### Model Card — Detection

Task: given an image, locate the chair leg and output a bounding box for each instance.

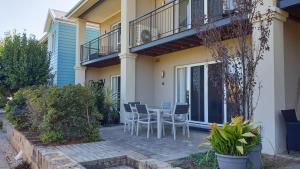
[162,123,165,136]
[124,121,127,133]
[147,123,150,139]
[131,121,134,136]
[187,123,190,138]
[150,124,153,135]
[136,122,140,136]
[173,123,176,140]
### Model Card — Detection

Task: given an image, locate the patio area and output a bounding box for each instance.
[100,125,209,162]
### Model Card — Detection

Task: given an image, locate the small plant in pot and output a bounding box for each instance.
[208,116,261,169]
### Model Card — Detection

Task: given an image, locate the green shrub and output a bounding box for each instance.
[40,85,102,143]
[189,151,218,169]
[23,86,49,131]
[6,85,102,144]
[0,96,8,108]
[5,90,31,129]
[0,120,3,130]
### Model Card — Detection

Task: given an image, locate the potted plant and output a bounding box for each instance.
[247,126,262,169]
[208,116,260,169]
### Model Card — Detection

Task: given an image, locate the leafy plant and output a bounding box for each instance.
[40,85,102,143]
[0,120,3,130]
[208,116,261,156]
[0,95,8,108]
[5,90,31,129]
[0,31,51,96]
[190,151,218,169]
[90,84,120,126]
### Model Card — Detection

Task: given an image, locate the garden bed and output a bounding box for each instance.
[171,152,300,169]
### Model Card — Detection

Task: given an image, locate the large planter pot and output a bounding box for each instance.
[216,153,248,169]
[248,144,262,169]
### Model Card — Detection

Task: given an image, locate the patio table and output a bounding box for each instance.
[148,107,170,139]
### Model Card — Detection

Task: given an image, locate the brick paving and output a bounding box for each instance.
[100,126,209,162]
[54,126,209,164]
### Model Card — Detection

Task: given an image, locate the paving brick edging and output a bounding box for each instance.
[6,123,180,169]
[6,123,85,169]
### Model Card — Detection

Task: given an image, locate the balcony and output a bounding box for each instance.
[81,27,121,67]
[278,0,300,20]
[129,0,235,56]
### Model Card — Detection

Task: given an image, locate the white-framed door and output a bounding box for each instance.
[111,75,121,111]
[175,62,227,127]
[110,22,121,53]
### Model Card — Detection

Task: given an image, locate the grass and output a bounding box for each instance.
[172,152,300,169]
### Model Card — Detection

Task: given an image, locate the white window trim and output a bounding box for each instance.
[175,61,227,126]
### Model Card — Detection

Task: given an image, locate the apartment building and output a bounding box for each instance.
[66,0,300,155]
[43,9,99,86]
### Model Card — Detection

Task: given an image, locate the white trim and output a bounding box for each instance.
[110,75,121,91]
[204,0,208,23]
[175,61,227,127]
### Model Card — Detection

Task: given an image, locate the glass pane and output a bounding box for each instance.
[208,63,224,124]
[177,67,188,103]
[191,66,205,122]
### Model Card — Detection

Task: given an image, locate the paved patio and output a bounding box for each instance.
[100,125,209,162]
[55,125,209,164]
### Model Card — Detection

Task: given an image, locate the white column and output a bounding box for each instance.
[120,0,137,123]
[253,7,288,154]
[75,19,86,85]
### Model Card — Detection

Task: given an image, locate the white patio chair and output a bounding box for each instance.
[161,101,172,113]
[128,101,141,112]
[162,104,190,140]
[136,104,157,139]
[123,104,137,135]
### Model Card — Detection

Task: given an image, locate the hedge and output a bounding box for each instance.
[5,85,102,144]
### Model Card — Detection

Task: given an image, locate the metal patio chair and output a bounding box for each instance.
[136,104,157,139]
[123,104,137,135]
[163,104,190,140]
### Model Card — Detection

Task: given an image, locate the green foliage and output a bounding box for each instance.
[90,83,120,126]
[5,85,102,144]
[189,151,218,169]
[0,32,51,96]
[0,95,8,108]
[208,116,261,156]
[39,85,101,143]
[0,120,3,130]
[5,90,31,129]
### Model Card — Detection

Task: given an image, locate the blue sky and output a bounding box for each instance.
[0,0,79,39]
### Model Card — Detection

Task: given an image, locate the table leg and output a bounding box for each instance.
[157,110,162,139]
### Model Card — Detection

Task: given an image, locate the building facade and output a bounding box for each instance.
[43,9,99,86]
[66,0,300,155]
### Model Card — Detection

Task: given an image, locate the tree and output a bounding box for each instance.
[0,32,51,95]
[196,0,273,119]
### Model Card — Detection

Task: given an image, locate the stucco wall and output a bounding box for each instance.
[100,13,121,35]
[284,19,300,116]
[152,45,213,106]
[135,56,155,106]
[85,64,120,89]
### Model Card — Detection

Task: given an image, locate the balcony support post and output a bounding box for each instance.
[75,19,86,85]
[120,0,137,123]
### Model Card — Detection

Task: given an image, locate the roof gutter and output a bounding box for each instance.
[66,0,86,18]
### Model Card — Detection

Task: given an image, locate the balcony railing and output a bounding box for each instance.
[81,27,121,64]
[129,0,229,48]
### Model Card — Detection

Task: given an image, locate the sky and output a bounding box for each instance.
[0,0,80,39]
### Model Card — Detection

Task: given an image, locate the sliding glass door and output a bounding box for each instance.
[176,62,226,126]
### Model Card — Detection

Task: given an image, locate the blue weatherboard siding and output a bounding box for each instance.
[48,21,99,87]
